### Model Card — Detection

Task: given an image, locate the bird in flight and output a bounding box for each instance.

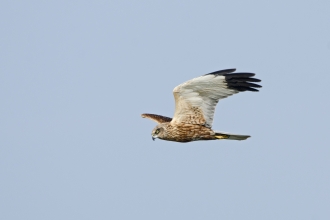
[141,69,261,143]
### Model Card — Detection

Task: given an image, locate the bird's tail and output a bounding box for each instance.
[214,132,250,141]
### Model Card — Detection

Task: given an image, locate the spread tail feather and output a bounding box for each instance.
[214,132,250,141]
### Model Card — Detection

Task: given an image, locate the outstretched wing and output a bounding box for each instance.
[171,69,261,128]
[141,113,172,124]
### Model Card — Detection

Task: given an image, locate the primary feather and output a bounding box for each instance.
[171,69,261,128]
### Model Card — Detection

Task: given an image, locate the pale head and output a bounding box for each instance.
[151,124,167,141]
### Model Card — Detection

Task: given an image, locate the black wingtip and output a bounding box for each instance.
[224,72,262,92]
[224,73,256,79]
[204,68,262,92]
[205,68,236,76]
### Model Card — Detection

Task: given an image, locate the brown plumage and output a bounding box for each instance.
[141,69,261,143]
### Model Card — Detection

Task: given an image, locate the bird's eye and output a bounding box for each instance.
[155,129,160,134]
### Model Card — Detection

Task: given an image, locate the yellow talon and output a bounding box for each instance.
[215,134,230,139]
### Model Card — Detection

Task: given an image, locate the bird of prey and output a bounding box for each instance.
[141,68,261,143]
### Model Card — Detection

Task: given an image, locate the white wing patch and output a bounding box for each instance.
[171,74,238,127]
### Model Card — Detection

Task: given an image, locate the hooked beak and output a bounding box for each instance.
[151,134,157,141]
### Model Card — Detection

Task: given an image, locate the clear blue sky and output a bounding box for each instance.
[1,1,330,219]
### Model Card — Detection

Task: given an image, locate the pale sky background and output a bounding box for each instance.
[1,1,330,219]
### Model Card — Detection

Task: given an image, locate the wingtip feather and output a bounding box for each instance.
[205,68,236,76]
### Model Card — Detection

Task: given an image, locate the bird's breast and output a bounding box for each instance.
[164,123,214,142]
